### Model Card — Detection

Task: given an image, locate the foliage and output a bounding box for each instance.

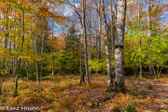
[88,58,106,71]
[44,26,83,75]
[88,58,115,72]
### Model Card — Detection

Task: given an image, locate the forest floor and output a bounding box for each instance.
[0,74,168,112]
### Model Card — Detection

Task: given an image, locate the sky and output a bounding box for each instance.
[54,0,80,36]
[54,0,168,36]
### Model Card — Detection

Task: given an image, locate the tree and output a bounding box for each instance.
[147,0,154,75]
[138,0,142,80]
[148,34,168,83]
[82,0,90,85]
[114,0,127,92]
[101,0,112,90]
[64,26,81,74]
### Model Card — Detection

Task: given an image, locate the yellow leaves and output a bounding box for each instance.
[0,69,8,74]
[25,0,29,2]
[24,5,29,9]
[101,11,105,14]
[18,55,24,60]
[17,51,42,63]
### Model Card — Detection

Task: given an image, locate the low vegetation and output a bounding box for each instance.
[0,74,168,112]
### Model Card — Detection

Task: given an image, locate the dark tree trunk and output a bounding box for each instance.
[79,72,85,84]
[13,76,18,97]
[82,0,90,85]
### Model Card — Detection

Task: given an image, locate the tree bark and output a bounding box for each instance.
[101,0,112,90]
[82,0,90,85]
[79,72,85,84]
[18,7,25,74]
[110,0,114,57]
[88,6,92,77]
[51,33,55,76]
[80,53,82,75]
[138,0,142,79]
[94,0,102,74]
[148,0,153,75]
[26,63,29,81]
[97,0,101,60]
[13,76,18,97]
[114,0,127,92]
[40,24,47,80]
[34,39,40,85]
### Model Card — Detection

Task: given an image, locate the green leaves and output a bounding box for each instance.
[88,58,109,71]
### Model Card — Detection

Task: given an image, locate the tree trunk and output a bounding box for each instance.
[18,8,25,74]
[82,0,90,85]
[13,16,17,77]
[25,62,29,81]
[96,0,102,74]
[110,0,114,57]
[97,6,101,60]
[88,36,92,77]
[34,39,40,85]
[40,34,46,80]
[79,72,85,84]
[13,76,18,97]
[72,46,74,74]
[80,53,82,75]
[148,0,153,75]
[114,0,127,92]
[138,0,142,79]
[51,33,55,76]
[101,0,112,90]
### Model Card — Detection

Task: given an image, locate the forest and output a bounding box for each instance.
[0,0,168,112]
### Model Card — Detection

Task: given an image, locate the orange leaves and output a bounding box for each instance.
[47,34,65,51]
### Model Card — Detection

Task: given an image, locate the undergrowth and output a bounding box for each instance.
[0,75,167,112]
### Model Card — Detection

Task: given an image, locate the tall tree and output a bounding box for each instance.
[101,0,112,90]
[95,0,102,74]
[114,0,127,92]
[51,21,55,77]
[82,0,90,84]
[147,0,153,75]
[138,0,142,79]
[110,0,114,57]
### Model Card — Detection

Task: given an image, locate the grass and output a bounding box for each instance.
[0,75,168,112]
